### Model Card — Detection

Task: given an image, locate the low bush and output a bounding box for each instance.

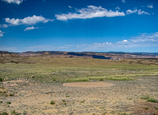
[11,110,20,115]
[0,112,8,115]
[50,100,55,105]
[7,101,11,104]
[141,95,150,100]
[0,77,3,82]
[147,98,158,103]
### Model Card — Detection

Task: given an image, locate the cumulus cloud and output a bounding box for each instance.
[24,27,39,31]
[2,0,24,5]
[5,18,21,25]
[0,30,4,37]
[21,15,53,25]
[5,15,53,25]
[126,9,150,15]
[55,5,125,21]
[138,9,150,15]
[147,4,153,8]
[0,24,8,28]
[117,40,129,45]
[126,9,137,14]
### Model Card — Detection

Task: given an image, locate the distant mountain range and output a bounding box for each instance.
[0,51,158,60]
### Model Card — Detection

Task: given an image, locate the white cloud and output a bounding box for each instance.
[5,15,53,25]
[69,32,158,51]
[24,27,39,31]
[121,0,125,3]
[5,18,21,25]
[126,9,150,15]
[21,15,53,25]
[131,32,158,43]
[23,32,158,52]
[147,4,153,8]
[126,9,137,14]
[115,32,158,48]
[68,6,72,8]
[94,42,112,46]
[2,0,23,5]
[55,5,125,21]
[0,24,8,28]
[115,6,120,10]
[138,9,150,15]
[123,40,128,42]
[0,30,4,37]
[74,42,113,51]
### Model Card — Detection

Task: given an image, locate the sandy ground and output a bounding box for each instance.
[0,76,158,115]
[63,82,115,88]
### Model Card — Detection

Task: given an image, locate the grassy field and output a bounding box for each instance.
[0,57,158,82]
[0,57,158,115]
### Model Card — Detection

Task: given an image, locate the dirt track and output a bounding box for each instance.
[0,76,158,115]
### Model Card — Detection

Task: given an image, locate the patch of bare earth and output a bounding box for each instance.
[0,76,158,115]
[63,82,115,88]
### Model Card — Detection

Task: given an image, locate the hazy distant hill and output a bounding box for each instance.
[0,51,158,60]
[0,51,19,57]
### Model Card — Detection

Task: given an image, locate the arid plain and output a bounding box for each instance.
[0,52,158,115]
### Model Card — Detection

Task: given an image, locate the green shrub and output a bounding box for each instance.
[0,112,8,115]
[99,78,104,81]
[144,107,149,110]
[118,113,133,115]
[7,101,11,104]
[81,100,85,103]
[147,98,158,103]
[9,93,14,96]
[50,100,55,105]
[11,110,20,115]
[0,77,3,82]
[62,100,65,102]
[141,95,150,100]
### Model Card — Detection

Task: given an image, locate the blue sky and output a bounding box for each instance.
[0,0,158,52]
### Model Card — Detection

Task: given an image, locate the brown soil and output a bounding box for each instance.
[0,76,158,115]
[63,82,115,88]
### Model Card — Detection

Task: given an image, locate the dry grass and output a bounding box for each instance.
[0,57,158,114]
[0,57,158,83]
